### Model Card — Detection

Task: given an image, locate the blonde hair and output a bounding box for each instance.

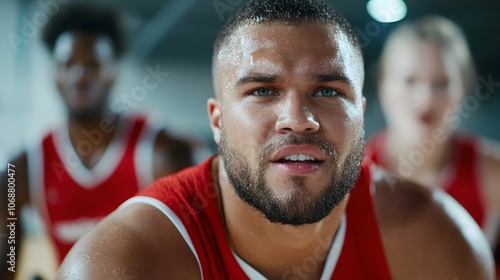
[379,15,476,93]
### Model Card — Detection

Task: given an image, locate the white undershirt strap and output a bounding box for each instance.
[134,116,161,189]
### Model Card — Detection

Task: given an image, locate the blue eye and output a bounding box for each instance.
[316,88,338,97]
[253,88,274,96]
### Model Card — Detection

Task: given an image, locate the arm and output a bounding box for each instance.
[152,130,194,179]
[374,169,494,280]
[479,138,500,212]
[55,203,200,279]
[479,138,500,264]
[1,153,30,280]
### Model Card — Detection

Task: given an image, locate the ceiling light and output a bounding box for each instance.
[367,0,407,23]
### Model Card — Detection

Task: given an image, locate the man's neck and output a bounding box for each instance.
[213,157,348,280]
[385,129,453,186]
[67,111,119,168]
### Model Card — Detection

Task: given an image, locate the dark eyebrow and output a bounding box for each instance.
[235,73,353,87]
[314,73,351,84]
[235,74,283,86]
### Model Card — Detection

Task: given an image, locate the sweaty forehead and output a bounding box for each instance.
[218,23,339,69]
[213,22,364,95]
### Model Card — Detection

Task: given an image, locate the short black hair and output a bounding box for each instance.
[42,4,125,57]
[213,0,360,59]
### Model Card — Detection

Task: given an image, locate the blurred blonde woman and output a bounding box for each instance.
[366,15,500,276]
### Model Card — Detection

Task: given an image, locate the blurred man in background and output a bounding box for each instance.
[1,4,193,280]
[365,15,500,276]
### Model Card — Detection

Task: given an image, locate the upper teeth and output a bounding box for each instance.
[283,154,317,161]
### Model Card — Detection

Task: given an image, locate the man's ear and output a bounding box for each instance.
[362,96,366,112]
[208,98,222,144]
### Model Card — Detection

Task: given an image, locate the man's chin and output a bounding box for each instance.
[68,106,104,121]
[264,176,332,198]
[256,190,342,226]
[262,208,333,227]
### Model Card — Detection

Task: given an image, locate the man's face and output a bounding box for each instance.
[54,32,116,120]
[209,22,366,226]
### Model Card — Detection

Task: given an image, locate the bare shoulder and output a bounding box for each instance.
[478,137,500,176]
[477,137,500,209]
[153,129,194,177]
[371,166,494,280]
[154,129,192,155]
[55,202,200,280]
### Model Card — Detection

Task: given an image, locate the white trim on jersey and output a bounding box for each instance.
[121,196,346,280]
[134,116,162,190]
[52,116,133,189]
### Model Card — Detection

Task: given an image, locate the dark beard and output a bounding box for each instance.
[219,129,365,226]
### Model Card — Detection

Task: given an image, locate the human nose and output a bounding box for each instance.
[275,93,320,134]
[67,64,91,85]
[413,82,435,108]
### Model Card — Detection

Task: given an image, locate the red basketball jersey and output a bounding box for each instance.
[27,115,159,263]
[124,156,392,279]
[365,130,485,227]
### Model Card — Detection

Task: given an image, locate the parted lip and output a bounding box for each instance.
[270,145,327,162]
